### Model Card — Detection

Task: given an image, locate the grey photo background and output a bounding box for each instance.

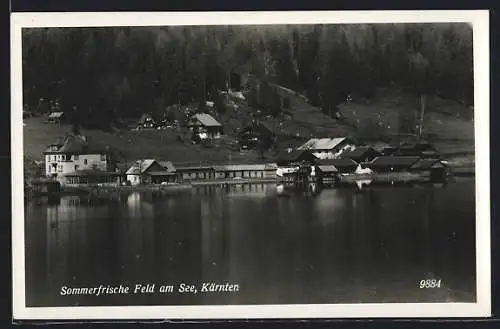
[22,23,476,306]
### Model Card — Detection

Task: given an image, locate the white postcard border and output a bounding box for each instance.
[11,10,491,320]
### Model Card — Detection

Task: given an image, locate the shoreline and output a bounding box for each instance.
[25,168,474,199]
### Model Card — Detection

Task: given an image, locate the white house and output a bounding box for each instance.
[43,134,117,186]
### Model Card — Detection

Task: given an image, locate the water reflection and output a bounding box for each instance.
[25,181,476,306]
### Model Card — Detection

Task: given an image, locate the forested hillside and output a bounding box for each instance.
[22,23,473,131]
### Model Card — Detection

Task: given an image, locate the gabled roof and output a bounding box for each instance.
[125,159,158,175]
[48,112,64,118]
[370,156,420,167]
[317,158,358,167]
[44,135,105,154]
[192,113,222,127]
[297,137,348,151]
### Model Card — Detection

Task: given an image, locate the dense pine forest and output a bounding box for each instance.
[22,23,473,131]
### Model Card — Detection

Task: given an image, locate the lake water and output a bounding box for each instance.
[24,180,476,307]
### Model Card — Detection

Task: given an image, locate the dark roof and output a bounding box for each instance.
[44,135,106,154]
[411,159,446,169]
[317,158,358,167]
[340,146,377,160]
[115,163,130,173]
[239,123,274,136]
[48,136,66,147]
[370,156,420,167]
[276,150,316,163]
[147,171,177,176]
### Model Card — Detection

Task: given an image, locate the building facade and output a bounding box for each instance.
[43,135,115,186]
[213,164,278,180]
[125,159,177,185]
[176,166,217,181]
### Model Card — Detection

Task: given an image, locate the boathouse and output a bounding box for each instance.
[315,165,339,184]
[125,159,177,185]
[176,165,216,181]
[213,163,278,180]
[369,156,420,173]
[297,137,355,159]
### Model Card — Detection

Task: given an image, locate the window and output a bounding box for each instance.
[84,159,88,165]
[74,165,79,171]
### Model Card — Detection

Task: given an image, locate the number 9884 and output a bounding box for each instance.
[419,279,441,288]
